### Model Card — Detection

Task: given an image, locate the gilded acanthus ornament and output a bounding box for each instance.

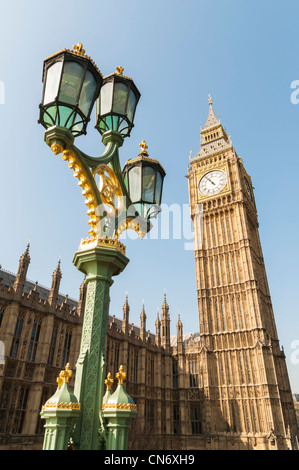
[116,365,126,385]
[105,372,114,391]
[73,42,86,55]
[56,363,72,389]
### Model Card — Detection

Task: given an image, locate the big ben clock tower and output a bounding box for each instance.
[187,96,298,450]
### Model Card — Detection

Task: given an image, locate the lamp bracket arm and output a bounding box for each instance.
[78,140,119,168]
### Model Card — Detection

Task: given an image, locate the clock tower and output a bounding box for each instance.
[187,96,298,450]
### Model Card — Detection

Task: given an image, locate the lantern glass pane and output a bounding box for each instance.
[58,105,75,127]
[43,105,57,126]
[142,166,156,203]
[59,61,85,105]
[128,166,141,203]
[79,70,97,117]
[72,113,84,134]
[127,89,137,122]
[100,82,113,115]
[155,172,162,205]
[43,61,63,104]
[113,82,129,115]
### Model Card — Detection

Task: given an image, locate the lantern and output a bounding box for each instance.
[95,67,140,138]
[122,141,165,219]
[39,43,103,137]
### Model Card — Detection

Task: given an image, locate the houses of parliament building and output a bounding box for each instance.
[0,98,298,451]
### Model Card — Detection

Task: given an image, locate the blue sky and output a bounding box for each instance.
[0,0,299,391]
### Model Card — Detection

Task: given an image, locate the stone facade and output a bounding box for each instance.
[0,98,298,450]
[186,96,299,450]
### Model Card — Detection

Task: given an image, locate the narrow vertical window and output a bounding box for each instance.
[0,306,4,328]
[173,405,180,434]
[13,385,30,434]
[172,359,178,388]
[232,298,238,329]
[227,213,233,243]
[61,328,72,368]
[27,319,41,362]
[189,359,199,387]
[48,325,58,366]
[191,405,202,434]
[10,313,24,359]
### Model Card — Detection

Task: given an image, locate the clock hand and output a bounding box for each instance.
[206,177,216,185]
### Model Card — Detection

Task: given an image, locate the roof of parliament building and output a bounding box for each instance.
[0,245,200,347]
[0,266,78,311]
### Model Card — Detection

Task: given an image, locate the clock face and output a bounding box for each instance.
[199,170,227,196]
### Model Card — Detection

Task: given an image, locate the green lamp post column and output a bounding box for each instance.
[38,43,166,451]
[72,240,129,450]
[40,364,80,450]
[102,365,137,450]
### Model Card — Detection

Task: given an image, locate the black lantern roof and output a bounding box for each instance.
[39,43,103,137]
[95,66,141,138]
[122,141,166,220]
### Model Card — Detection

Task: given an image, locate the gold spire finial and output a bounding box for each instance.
[116,66,124,76]
[56,363,72,389]
[116,365,126,386]
[73,43,85,55]
[105,372,114,391]
[208,94,213,106]
[139,140,148,155]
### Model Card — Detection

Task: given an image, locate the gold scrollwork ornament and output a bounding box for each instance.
[94,165,123,217]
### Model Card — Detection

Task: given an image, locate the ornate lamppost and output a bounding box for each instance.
[38,43,165,450]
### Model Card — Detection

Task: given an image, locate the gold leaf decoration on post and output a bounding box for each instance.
[59,148,100,239]
[116,66,124,76]
[95,164,124,217]
[116,365,126,386]
[51,144,63,155]
[73,42,86,55]
[105,372,114,391]
[139,140,148,156]
[57,363,72,389]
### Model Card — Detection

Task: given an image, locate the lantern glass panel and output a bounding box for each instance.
[128,166,142,203]
[127,89,137,122]
[58,105,75,127]
[43,61,63,105]
[155,171,163,205]
[100,82,113,115]
[113,82,129,115]
[79,70,98,117]
[142,166,156,203]
[59,61,85,105]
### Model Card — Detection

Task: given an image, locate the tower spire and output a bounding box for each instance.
[140,301,146,341]
[161,291,170,350]
[191,95,230,160]
[48,258,62,309]
[122,291,130,334]
[14,243,31,298]
[203,94,220,130]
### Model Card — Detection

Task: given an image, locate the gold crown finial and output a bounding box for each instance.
[116,66,124,76]
[105,372,114,391]
[57,363,72,389]
[73,43,85,55]
[116,365,126,386]
[139,140,148,155]
[208,94,213,106]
